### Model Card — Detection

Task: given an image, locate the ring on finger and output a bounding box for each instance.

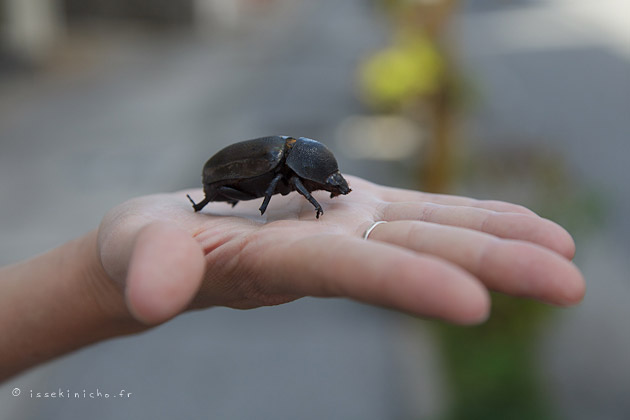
[363,221,388,240]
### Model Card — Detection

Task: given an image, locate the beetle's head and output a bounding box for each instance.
[326,171,351,197]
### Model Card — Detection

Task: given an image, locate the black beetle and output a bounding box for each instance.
[187,136,351,218]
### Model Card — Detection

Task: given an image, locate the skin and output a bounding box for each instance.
[0,175,585,381]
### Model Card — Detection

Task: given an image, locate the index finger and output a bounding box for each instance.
[382,188,537,216]
[346,176,538,216]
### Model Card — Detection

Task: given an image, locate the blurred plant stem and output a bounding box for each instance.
[420,83,454,193]
[359,0,459,193]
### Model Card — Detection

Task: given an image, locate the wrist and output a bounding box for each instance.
[0,230,146,381]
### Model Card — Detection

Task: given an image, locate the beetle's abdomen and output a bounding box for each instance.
[202,136,287,183]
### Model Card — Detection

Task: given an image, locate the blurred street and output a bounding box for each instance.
[1,0,629,419]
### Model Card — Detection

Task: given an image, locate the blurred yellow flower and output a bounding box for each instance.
[359,33,444,109]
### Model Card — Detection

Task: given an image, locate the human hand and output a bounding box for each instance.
[96,175,584,326]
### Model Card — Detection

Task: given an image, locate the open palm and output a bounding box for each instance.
[97,175,584,326]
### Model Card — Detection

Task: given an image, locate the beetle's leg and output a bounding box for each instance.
[259,173,284,215]
[187,194,211,212]
[290,177,323,218]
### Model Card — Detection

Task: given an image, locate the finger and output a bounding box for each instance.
[126,222,206,324]
[381,202,576,259]
[375,184,537,216]
[368,221,585,306]
[253,234,491,325]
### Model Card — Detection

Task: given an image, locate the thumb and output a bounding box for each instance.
[125,222,206,325]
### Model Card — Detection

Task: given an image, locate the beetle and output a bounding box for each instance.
[187,136,351,218]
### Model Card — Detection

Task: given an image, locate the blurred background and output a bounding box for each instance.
[0,0,628,418]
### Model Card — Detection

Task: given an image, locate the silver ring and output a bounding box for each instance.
[363,221,387,240]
